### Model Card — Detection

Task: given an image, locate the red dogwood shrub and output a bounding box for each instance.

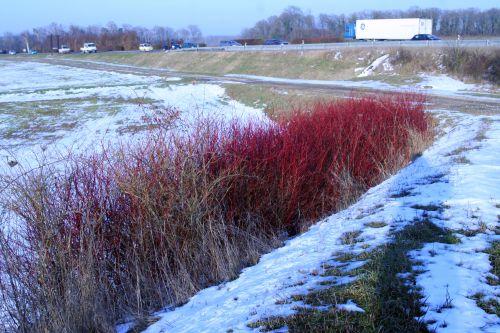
[0,93,430,331]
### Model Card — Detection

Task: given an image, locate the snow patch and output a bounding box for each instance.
[336,300,366,313]
[383,60,394,72]
[418,74,479,93]
[0,60,157,93]
[358,54,390,77]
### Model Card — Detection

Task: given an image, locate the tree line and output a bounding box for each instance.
[242,6,500,41]
[1,6,499,51]
[0,22,203,52]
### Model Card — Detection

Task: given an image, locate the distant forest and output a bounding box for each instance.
[1,6,498,51]
[243,6,500,41]
[0,23,203,52]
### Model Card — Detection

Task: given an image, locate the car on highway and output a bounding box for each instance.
[171,42,183,50]
[80,42,97,53]
[220,40,242,47]
[8,50,16,55]
[183,42,198,49]
[29,50,39,55]
[0,50,7,54]
[139,43,154,52]
[411,34,440,41]
[264,39,289,45]
[58,45,71,54]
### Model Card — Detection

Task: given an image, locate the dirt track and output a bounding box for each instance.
[32,57,500,116]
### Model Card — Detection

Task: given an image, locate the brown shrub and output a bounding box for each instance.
[442,47,500,84]
[393,48,414,65]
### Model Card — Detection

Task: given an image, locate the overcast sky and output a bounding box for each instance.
[0,0,498,35]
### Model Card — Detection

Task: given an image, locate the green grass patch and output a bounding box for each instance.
[471,292,499,316]
[485,241,499,287]
[340,230,363,245]
[410,204,444,212]
[351,74,423,86]
[364,221,388,228]
[224,83,339,119]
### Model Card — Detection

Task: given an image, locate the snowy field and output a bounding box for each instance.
[0,60,266,170]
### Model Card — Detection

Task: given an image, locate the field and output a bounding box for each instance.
[0,60,266,169]
[0,52,499,333]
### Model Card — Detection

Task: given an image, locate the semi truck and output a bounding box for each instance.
[344,18,433,40]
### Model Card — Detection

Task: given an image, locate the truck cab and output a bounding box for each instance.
[344,23,356,39]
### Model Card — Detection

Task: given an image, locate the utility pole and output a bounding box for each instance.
[50,34,53,53]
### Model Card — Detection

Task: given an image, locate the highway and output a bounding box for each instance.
[2,39,498,58]
[165,39,499,53]
[88,39,499,55]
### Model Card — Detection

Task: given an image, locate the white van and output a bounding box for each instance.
[139,43,154,52]
[80,43,97,53]
[58,45,71,54]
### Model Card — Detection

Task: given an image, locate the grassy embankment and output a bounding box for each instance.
[64,46,499,84]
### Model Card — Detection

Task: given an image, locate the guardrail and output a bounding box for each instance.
[7,39,496,57]
[167,39,499,53]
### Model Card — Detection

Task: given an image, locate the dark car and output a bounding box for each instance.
[171,43,182,50]
[0,50,7,54]
[411,34,440,41]
[183,42,198,49]
[264,39,289,45]
[220,40,242,47]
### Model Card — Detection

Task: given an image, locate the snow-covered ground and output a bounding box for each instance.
[135,111,499,333]
[417,74,481,93]
[1,60,498,333]
[0,60,266,170]
[410,117,500,332]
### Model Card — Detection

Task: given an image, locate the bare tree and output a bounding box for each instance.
[187,25,203,42]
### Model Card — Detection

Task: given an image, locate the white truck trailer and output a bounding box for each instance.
[355,18,432,40]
